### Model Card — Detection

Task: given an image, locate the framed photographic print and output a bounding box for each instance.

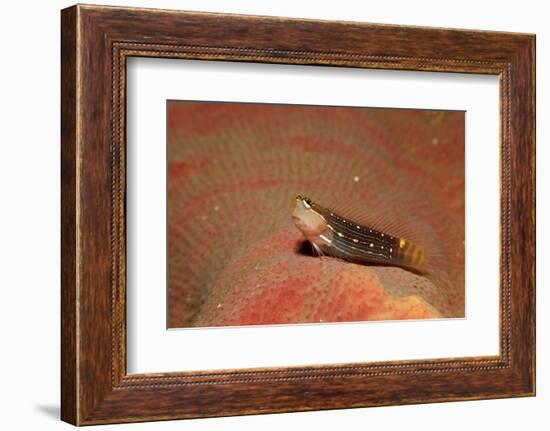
[61,4,535,425]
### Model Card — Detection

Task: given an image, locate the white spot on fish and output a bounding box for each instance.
[214,205,220,212]
[320,234,332,244]
[370,243,374,247]
[353,176,360,182]
[431,137,439,145]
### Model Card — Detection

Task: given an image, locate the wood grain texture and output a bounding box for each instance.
[60,6,78,425]
[60,4,536,425]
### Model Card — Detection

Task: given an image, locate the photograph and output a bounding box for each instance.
[167,101,465,328]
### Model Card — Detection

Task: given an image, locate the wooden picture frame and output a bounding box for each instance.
[61,4,535,425]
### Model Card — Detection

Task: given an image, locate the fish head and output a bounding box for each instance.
[292,195,329,239]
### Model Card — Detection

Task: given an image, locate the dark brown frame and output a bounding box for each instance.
[61,4,536,426]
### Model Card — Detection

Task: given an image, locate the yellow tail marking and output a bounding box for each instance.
[398,238,425,271]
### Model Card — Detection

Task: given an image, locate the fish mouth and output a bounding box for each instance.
[292,212,315,238]
[292,215,306,231]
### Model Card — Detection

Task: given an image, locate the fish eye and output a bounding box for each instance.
[295,195,312,206]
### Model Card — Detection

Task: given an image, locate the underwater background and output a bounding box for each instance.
[167,101,465,328]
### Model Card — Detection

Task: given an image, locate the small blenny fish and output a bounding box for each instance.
[292,195,426,274]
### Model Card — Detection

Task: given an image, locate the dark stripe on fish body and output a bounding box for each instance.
[324,209,400,264]
[331,237,392,264]
[310,201,424,272]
